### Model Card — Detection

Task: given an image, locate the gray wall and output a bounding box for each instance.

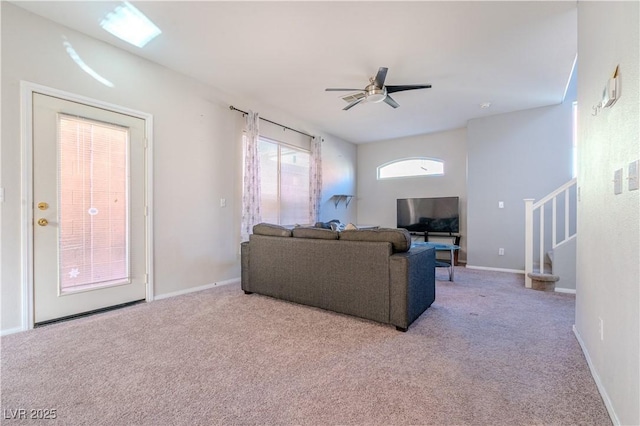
[321,135,358,224]
[0,3,356,333]
[575,2,639,424]
[356,128,468,261]
[466,77,576,271]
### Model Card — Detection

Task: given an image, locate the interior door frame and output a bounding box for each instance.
[20,81,154,331]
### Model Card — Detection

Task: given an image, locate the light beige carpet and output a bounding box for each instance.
[1,267,610,425]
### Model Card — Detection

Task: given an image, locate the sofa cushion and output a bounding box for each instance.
[292,227,339,240]
[253,223,292,237]
[339,228,412,253]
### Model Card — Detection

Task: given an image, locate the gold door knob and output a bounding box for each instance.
[37,218,48,226]
[38,202,49,210]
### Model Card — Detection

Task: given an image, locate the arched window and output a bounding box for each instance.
[377,157,444,180]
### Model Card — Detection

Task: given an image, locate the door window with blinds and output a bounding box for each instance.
[58,114,130,293]
[256,136,310,225]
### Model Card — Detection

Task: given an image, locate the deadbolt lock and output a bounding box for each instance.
[37,218,48,227]
[38,202,49,210]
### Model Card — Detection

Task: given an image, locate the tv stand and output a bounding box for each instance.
[424,232,460,245]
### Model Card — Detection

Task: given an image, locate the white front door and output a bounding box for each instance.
[32,92,147,324]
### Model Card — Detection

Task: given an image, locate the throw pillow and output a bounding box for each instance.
[330,222,346,232]
[314,219,341,229]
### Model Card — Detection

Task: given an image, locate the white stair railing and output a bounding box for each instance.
[524,178,577,288]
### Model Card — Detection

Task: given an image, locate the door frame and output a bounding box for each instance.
[20,81,154,331]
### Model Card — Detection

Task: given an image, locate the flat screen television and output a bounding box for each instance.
[397,196,459,233]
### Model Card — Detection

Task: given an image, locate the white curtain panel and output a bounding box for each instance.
[241,111,262,242]
[308,136,323,224]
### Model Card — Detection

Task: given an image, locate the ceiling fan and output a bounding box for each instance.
[325,67,432,111]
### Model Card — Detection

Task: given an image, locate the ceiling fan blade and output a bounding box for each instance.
[386,84,432,94]
[325,88,363,92]
[373,67,388,88]
[343,98,365,111]
[384,95,400,109]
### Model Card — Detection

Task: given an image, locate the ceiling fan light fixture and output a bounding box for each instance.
[326,67,431,110]
[365,86,387,103]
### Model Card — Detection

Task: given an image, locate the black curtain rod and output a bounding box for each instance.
[229,105,314,139]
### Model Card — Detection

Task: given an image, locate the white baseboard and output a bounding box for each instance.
[465,265,525,274]
[555,287,576,294]
[154,277,240,301]
[572,325,620,425]
[1,326,26,337]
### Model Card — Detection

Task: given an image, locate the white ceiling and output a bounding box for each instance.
[13,1,577,144]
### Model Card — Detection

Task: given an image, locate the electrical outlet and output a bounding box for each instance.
[498,201,504,209]
[498,248,504,256]
[220,198,226,208]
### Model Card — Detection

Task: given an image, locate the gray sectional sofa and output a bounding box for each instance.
[241,223,436,331]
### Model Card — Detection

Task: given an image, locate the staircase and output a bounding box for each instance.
[524,178,577,290]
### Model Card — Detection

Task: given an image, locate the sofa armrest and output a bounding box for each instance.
[389,246,436,330]
[241,241,250,292]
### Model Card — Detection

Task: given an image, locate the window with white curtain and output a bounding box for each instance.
[257,136,310,225]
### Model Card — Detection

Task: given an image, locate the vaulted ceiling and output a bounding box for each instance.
[13,1,577,143]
